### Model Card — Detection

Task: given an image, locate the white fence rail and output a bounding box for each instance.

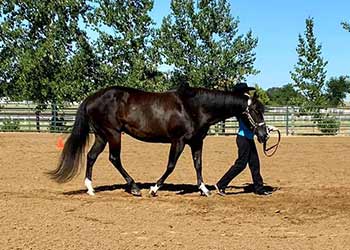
[1,103,350,136]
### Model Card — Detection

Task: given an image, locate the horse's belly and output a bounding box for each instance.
[123,123,172,143]
[124,129,172,143]
[121,106,190,142]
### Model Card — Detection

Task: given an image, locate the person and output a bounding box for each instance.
[214,82,271,196]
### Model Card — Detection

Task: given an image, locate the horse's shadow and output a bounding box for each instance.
[63,182,279,196]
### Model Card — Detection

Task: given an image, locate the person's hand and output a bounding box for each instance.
[267,125,278,133]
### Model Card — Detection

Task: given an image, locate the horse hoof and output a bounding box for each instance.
[149,185,159,197]
[87,190,95,196]
[149,190,158,197]
[200,190,211,197]
[84,178,95,196]
[129,187,142,197]
[199,183,211,197]
[131,190,142,197]
[126,183,142,197]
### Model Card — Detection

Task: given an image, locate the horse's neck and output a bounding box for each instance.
[195,90,246,124]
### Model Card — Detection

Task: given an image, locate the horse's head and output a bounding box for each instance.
[240,92,269,144]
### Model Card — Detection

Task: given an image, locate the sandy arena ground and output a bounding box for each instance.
[0,133,350,250]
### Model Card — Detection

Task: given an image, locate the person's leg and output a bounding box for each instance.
[216,135,250,191]
[248,140,263,189]
[248,140,271,195]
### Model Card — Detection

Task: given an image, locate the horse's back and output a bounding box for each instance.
[120,89,189,140]
[84,86,192,142]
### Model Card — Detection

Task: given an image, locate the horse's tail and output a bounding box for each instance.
[48,100,90,183]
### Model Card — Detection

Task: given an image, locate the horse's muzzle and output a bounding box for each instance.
[257,135,267,144]
[257,129,269,144]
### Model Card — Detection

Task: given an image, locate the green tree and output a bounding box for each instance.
[290,18,328,110]
[267,83,303,106]
[58,35,101,102]
[0,0,94,104]
[342,21,350,32]
[158,0,258,89]
[254,84,270,105]
[325,76,350,107]
[91,0,165,91]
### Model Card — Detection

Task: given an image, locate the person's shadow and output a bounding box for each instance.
[222,183,278,195]
[63,182,279,196]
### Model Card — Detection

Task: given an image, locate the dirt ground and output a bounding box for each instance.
[1,133,350,250]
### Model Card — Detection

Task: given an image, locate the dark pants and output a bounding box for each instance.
[217,135,264,191]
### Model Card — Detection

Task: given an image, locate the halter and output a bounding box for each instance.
[242,108,266,133]
[242,94,281,157]
[242,94,266,133]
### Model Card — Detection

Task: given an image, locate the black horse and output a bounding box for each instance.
[49,84,268,196]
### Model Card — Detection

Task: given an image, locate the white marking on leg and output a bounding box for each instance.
[84,178,95,196]
[149,184,159,196]
[199,183,210,197]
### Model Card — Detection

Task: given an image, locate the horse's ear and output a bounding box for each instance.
[252,91,265,112]
[177,81,196,97]
[252,91,259,101]
[178,80,190,89]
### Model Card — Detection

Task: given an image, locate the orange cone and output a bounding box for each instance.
[56,136,64,150]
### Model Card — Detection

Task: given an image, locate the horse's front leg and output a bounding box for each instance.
[150,139,185,196]
[190,140,211,197]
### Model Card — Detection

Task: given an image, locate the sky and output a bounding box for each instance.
[151,0,350,90]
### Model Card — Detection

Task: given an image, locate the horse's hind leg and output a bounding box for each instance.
[150,139,185,196]
[107,131,141,196]
[85,134,107,195]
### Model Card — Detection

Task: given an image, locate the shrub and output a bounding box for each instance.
[317,115,340,135]
[1,118,20,131]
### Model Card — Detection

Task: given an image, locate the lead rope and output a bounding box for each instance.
[263,126,281,157]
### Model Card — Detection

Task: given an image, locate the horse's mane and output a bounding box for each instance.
[177,86,248,114]
[174,83,264,115]
[251,93,265,113]
[175,81,196,97]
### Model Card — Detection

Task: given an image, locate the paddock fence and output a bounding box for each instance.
[1,102,350,136]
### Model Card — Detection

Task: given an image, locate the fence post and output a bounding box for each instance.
[35,109,40,132]
[291,106,295,135]
[219,121,225,135]
[286,106,289,136]
[51,103,58,132]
